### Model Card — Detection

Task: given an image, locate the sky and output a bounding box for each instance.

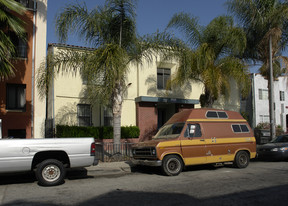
[47,0,228,46]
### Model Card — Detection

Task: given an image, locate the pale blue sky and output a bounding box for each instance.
[47,0,228,46]
[46,0,261,72]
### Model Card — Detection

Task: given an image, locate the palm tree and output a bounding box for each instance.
[227,0,288,137]
[167,14,250,107]
[227,0,288,77]
[37,0,173,144]
[0,0,26,80]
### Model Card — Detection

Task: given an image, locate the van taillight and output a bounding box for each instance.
[91,143,96,156]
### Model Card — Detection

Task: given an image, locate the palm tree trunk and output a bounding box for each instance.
[112,82,123,147]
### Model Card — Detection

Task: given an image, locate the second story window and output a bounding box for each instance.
[6,84,26,111]
[259,89,268,100]
[280,91,285,101]
[9,32,28,58]
[157,68,171,90]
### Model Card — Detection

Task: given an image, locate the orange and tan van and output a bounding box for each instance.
[132,108,256,176]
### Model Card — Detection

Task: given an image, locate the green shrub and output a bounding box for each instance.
[56,125,139,139]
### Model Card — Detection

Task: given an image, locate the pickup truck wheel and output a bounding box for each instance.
[36,159,66,186]
[234,151,250,168]
[161,155,183,176]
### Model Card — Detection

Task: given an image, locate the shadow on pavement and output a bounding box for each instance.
[2,184,288,206]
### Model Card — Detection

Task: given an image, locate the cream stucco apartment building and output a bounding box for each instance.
[47,44,205,140]
[0,0,47,139]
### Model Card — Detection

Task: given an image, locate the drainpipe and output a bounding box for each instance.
[252,73,256,128]
[31,0,37,138]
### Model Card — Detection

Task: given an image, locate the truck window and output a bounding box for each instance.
[232,124,250,133]
[206,111,228,118]
[154,123,185,139]
[184,124,202,138]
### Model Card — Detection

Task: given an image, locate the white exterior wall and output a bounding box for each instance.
[33,0,48,138]
[252,74,288,132]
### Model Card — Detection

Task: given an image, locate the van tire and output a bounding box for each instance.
[162,155,183,176]
[234,151,249,168]
[36,159,66,186]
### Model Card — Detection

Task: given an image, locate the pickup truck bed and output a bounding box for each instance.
[0,138,97,186]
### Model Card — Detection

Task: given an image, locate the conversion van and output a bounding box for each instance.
[132,108,256,176]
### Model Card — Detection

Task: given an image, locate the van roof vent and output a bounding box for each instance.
[206,111,228,119]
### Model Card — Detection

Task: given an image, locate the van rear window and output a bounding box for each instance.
[232,124,249,133]
[206,111,228,119]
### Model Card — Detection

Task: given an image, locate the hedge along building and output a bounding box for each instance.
[0,0,47,139]
[46,44,204,141]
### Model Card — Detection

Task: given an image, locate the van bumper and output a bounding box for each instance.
[131,159,162,166]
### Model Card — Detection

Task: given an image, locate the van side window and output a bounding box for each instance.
[232,124,249,133]
[184,124,202,138]
[206,111,228,118]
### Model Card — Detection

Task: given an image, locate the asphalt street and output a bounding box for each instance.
[0,160,288,206]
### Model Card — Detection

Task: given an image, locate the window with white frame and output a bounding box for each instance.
[77,104,91,126]
[259,89,268,100]
[6,84,26,111]
[280,91,285,101]
[157,68,171,90]
[259,115,269,123]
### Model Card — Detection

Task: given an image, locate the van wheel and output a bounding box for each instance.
[234,151,249,168]
[36,159,66,186]
[162,155,183,176]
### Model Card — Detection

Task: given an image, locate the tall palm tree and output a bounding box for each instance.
[227,0,288,137]
[227,0,288,77]
[167,14,250,107]
[37,0,172,144]
[0,0,26,80]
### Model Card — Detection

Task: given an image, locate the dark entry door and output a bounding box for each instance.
[157,108,166,129]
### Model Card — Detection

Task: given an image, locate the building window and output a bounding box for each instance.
[260,115,269,123]
[9,32,28,58]
[15,0,34,9]
[280,91,285,101]
[104,107,113,126]
[77,104,91,126]
[157,68,171,90]
[6,84,26,111]
[8,129,26,139]
[259,89,268,100]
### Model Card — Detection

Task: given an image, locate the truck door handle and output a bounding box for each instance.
[200,139,205,141]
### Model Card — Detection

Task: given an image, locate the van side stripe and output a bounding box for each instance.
[205,137,256,144]
[187,119,247,122]
[175,137,255,147]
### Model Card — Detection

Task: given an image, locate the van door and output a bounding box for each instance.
[180,123,207,165]
[204,123,231,163]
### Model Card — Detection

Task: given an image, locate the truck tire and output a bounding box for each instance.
[36,159,66,186]
[234,151,250,168]
[161,155,183,176]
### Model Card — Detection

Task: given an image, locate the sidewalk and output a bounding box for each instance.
[84,161,134,177]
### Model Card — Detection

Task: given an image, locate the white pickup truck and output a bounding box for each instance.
[0,138,98,186]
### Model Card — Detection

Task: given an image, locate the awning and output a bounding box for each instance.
[135,96,199,105]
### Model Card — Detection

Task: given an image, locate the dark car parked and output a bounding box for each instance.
[257,134,288,161]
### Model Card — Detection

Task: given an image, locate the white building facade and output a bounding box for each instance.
[242,73,288,132]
